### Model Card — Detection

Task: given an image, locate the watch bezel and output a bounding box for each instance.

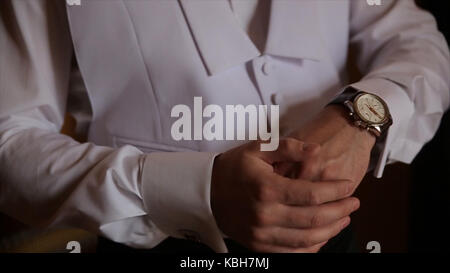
[353,92,390,126]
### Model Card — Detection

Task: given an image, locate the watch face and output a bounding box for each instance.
[354,93,388,124]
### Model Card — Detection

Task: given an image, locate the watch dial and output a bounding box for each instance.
[354,94,386,124]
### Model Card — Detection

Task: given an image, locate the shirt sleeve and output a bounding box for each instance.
[0,0,226,252]
[141,152,227,252]
[348,0,450,178]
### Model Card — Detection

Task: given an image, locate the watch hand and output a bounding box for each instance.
[365,104,383,119]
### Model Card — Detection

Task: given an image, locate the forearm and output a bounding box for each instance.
[350,0,450,177]
[0,112,167,248]
[291,105,376,151]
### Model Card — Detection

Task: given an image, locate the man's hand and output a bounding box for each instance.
[211,138,360,253]
[289,105,377,193]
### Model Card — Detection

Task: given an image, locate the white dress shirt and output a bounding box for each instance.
[230,0,270,51]
[0,0,449,253]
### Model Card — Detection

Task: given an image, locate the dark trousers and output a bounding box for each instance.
[97,224,358,253]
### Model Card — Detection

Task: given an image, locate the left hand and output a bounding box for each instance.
[277,105,376,195]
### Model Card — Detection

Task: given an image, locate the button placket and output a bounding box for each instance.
[262,62,273,75]
[252,56,278,106]
[251,55,281,126]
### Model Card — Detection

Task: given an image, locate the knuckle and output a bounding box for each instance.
[342,181,355,197]
[249,227,266,243]
[253,210,271,227]
[321,166,336,181]
[259,175,275,187]
[284,138,297,150]
[300,158,320,178]
[348,183,357,196]
[306,188,321,205]
[310,211,324,227]
[279,138,298,153]
[254,186,269,201]
[282,187,298,205]
[254,184,277,202]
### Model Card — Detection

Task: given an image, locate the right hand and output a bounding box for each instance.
[211,138,360,253]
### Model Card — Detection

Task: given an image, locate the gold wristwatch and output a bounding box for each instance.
[330,87,393,138]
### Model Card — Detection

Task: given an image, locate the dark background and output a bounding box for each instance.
[352,0,450,253]
[411,0,450,252]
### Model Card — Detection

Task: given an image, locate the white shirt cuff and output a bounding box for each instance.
[140,152,228,253]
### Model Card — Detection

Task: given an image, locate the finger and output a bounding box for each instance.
[273,161,301,178]
[260,216,351,248]
[258,138,320,164]
[279,178,354,206]
[277,197,360,228]
[249,240,328,253]
[298,153,322,181]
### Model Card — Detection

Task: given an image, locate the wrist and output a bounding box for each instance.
[325,105,376,149]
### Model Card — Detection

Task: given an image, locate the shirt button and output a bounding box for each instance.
[271,93,284,105]
[262,62,273,75]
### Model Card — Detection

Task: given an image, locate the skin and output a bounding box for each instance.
[289,105,376,186]
[211,105,376,253]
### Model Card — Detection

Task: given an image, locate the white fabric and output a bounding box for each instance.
[230,0,269,51]
[0,0,449,253]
